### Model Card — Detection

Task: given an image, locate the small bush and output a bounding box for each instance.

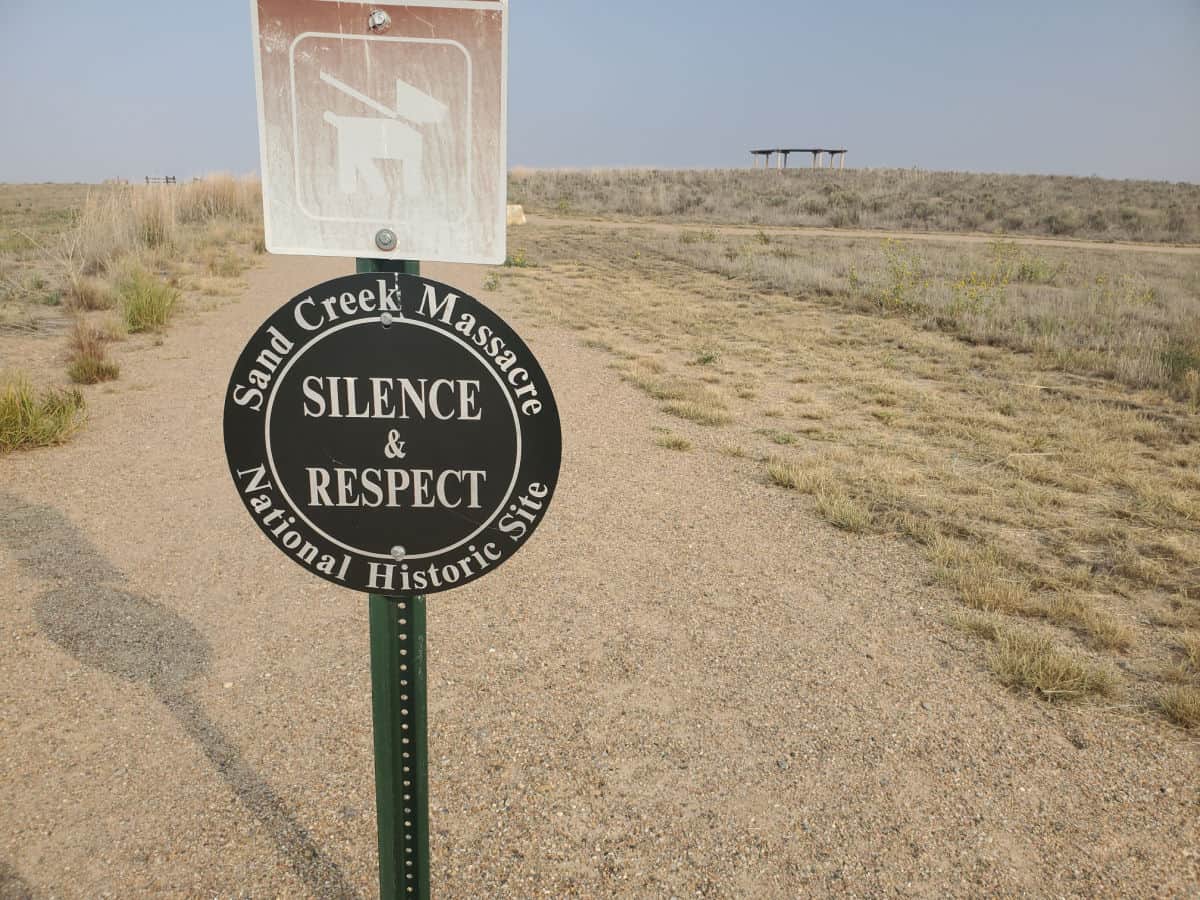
[120,269,178,333]
[760,429,795,445]
[67,319,119,384]
[1041,208,1082,236]
[68,275,116,311]
[207,252,248,278]
[1015,256,1057,284]
[0,376,85,452]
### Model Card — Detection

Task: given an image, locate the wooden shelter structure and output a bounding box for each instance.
[750,148,847,170]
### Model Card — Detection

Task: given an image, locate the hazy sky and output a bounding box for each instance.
[1,0,1197,183]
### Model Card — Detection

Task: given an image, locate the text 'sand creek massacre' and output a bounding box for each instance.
[223,273,561,595]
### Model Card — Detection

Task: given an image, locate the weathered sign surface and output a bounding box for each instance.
[250,0,508,263]
[224,273,560,594]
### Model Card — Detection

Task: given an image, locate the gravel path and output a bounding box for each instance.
[1,252,1196,898]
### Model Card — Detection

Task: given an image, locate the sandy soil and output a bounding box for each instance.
[1,251,1197,898]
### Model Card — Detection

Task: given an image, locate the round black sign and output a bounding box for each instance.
[223,272,561,596]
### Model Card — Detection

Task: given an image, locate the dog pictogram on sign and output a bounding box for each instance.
[318,70,449,196]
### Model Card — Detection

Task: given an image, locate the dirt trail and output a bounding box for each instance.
[1,251,1197,898]
[530,212,1200,254]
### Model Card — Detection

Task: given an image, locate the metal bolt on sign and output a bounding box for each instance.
[376,228,399,252]
[367,9,392,33]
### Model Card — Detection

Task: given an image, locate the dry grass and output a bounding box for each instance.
[644,230,1200,402]
[989,629,1117,700]
[0,374,85,452]
[1157,686,1200,730]
[814,488,873,533]
[766,458,829,493]
[1178,631,1200,671]
[0,179,262,447]
[511,168,1200,242]
[947,609,1005,642]
[655,434,692,451]
[493,217,1200,726]
[67,275,115,311]
[662,398,732,426]
[66,318,119,384]
[620,360,733,425]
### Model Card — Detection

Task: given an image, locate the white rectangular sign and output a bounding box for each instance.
[250,0,508,263]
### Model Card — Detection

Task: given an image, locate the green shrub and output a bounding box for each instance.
[120,269,179,332]
[0,376,85,452]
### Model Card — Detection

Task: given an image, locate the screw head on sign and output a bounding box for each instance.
[376,228,398,252]
[367,10,392,33]
[391,545,407,561]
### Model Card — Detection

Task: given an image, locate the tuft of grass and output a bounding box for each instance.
[119,269,179,333]
[1177,631,1200,672]
[765,458,872,531]
[815,487,874,532]
[0,375,85,452]
[989,629,1117,700]
[662,398,732,426]
[1157,685,1200,730]
[655,434,692,451]
[206,251,248,278]
[948,609,1004,642]
[67,275,115,311]
[1074,606,1135,652]
[504,247,532,268]
[623,367,697,401]
[759,428,796,445]
[766,459,829,493]
[66,319,119,384]
[133,193,175,249]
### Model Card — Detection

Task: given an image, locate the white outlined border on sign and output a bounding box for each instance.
[262,316,523,561]
[287,33,473,228]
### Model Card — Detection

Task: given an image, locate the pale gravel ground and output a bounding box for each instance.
[1,251,1197,899]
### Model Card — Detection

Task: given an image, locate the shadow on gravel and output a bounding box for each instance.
[0,494,358,899]
[0,861,35,900]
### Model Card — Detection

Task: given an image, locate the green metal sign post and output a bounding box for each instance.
[359,254,430,900]
[368,592,430,900]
